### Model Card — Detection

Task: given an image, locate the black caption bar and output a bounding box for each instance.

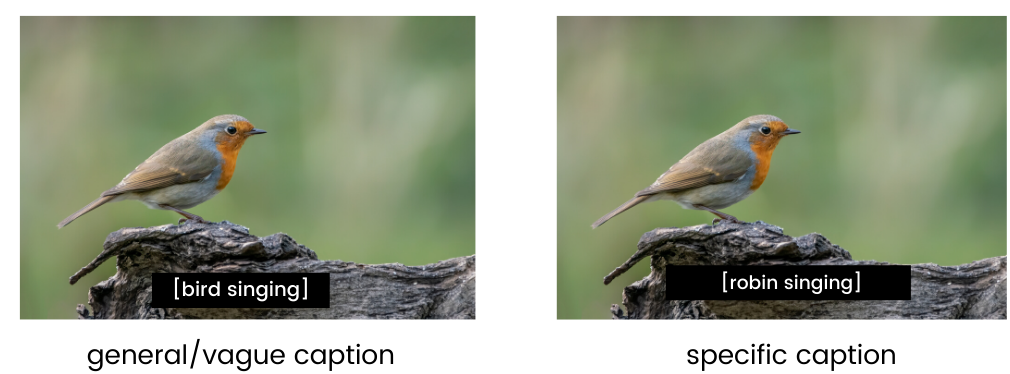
[666,265,911,300]
[152,273,330,308]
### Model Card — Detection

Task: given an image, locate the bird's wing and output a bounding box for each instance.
[635,156,751,197]
[101,161,214,197]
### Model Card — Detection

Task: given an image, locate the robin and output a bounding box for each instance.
[57,114,266,228]
[592,114,799,228]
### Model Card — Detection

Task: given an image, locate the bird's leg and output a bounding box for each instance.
[693,204,742,224]
[159,204,208,224]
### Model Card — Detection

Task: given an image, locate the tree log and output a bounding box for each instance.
[607,221,1006,319]
[73,221,475,319]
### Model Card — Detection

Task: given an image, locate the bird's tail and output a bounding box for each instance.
[58,195,117,228]
[591,195,651,229]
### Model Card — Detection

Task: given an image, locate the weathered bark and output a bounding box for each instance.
[607,221,1006,319]
[73,221,475,319]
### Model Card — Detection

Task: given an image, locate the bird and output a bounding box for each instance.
[592,114,799,229]
[57,114,266,228]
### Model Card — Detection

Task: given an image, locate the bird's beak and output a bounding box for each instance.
[782,128,800,135]
[248,128,267,135]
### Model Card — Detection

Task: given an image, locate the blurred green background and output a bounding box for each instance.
[21,17,475,319]
[559,17,1006,319]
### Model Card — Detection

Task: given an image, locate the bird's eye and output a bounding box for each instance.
[226,126,237,135]
[760,126,771,135]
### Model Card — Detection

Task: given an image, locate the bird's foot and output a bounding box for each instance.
[712,216,744,225]
[693,204,744,226]
[177,216,209,225]
[160,204,208,225]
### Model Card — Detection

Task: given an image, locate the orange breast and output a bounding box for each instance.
[212,121,255,190]
[747,120,790,190]
[215,142,240,190]
[749,143,773,190]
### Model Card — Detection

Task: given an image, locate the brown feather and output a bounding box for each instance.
[635,159,748,198]
[102,162,213,197]
[591,195,651,229]
[57,195,117,228]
